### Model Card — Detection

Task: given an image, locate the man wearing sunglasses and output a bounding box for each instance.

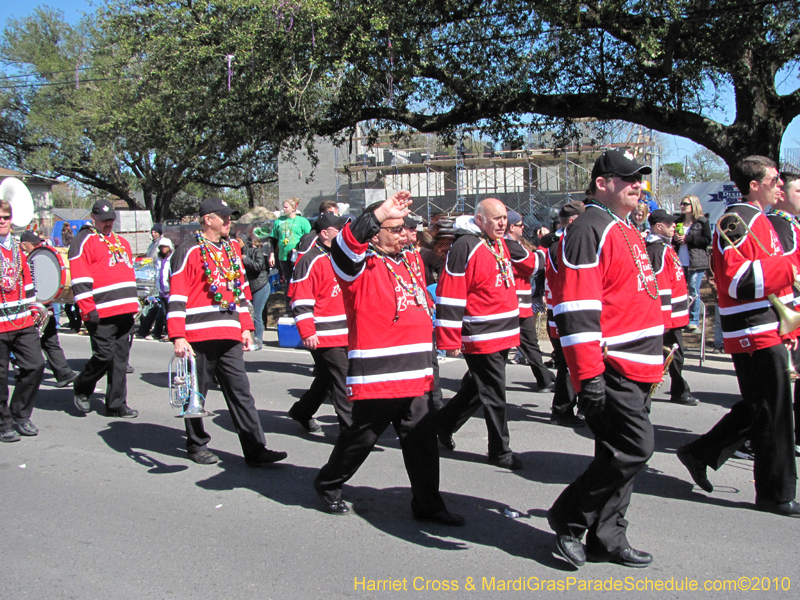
[678,156,799,518]
[0,201,45,442]
[547,149,663,569]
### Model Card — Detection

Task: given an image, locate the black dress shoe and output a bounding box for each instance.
[538,382,556,394]
[108,405,138,418]
[546,511,586,567]
[550,413,586,428]
[413,510,465,526]
[487,453,522,470]
[13,418,38,436]
[313,480,349,514]
[755,499,800,517]
[0,429,21,443]
[437,427,456,451]
[126,365,135,374]
[188,449,219,465]
[74,393,91,414]
[587,547,653,568]
[56,371,81,388]
[287,405,321,433]
[246,448,288,467]
[677,444,713,493]
[670,394,698,406]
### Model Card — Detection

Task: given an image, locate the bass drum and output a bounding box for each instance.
[29,246,73,303]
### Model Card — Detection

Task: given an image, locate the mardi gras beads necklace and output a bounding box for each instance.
[772,209,800,228]
[369,248,430,314]
[281,215,298,246]
[588,201,660,300]
[480,237,514,287]
[0,236,24,325]
[94,228,130,265]
[195,232,243,312]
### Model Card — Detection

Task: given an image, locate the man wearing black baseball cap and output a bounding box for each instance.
[548,149,661,568]
[286,211,352,433]
[167,196,286,467]
[69,198,139,418]
[646,209,696,406]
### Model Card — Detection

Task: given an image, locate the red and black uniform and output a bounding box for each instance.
[767,209,800,450]
[0,238,44,435]
[685,203,798,506]
[507,238,554,391]
[435,231,540,461]
[315,212,450,519]
[548,202,663,557]
[288,241,352,428]
[544,231,577,418]
[68,226,138,412]
[646,233,691,402]
[168,236,273,463]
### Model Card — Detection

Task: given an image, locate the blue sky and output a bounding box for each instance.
[2,1,799,163]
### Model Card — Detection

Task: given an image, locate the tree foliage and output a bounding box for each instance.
[311,0,800,169]
[0,2,325,220]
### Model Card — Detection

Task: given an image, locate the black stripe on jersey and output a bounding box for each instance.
[606,336,664,356]
[561,206,614,267]
[445,234,481,276]
[331,213,379,279]
[185,309,245,329]
[463,315,519,338]
[646,238,666,274]
[767,213,798,256]
[349,350,432,379]
[436,304,465,323]
[721,306,778,333]
[92,286,138,306]
[315,318,347,332]
[554,309,602,337]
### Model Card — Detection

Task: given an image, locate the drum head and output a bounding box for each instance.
[29,248,62,303]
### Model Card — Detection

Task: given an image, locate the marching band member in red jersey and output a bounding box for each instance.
[169,197,287,467]
[0,201,44,442]
[548,150,662,569]
[645,209,696,405]
[678,156,799,518]
[69,199,139,418]
[313,191,463,525]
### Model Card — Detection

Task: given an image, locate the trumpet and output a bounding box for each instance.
[29,302,51,334]
[168,354,212,418]
[716,213,800,336]
[650,344,679,396]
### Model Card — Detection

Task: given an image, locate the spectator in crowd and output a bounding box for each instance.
[239,232,270,351]
[145,223,164,260]
[630,202,650,234]
[297,200,339,260]
[137,238,173,341]
[60,223,74,247]
[416,230,443,285]
[272,198,311,313]
[673,195,712,332]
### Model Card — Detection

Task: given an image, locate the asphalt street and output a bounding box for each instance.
[1,331,796,599]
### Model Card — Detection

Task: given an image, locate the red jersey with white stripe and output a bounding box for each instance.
[506,238,545,319]
[646,234,689,329]
[552,204,664,390]
[0,241,36,333]
[289,241,348,347]
[767,210,800,308]
[714,203,796,353]
[167,236,254,343]
[435,233,540,354]
[331,213,433,401]
[69,226,139,320]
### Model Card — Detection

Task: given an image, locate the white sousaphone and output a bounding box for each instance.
[0,176,35,227]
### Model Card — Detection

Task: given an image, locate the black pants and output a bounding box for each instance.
[519,316,555,389]
[0,326,45,431]
[292,346,352,429]
[65,304,82,332]
[664,328,690,399]
[279,260,294,312]
[137,297,167,338]
[437,350,512,459]
[74,314,134,411]
[550,337,577,416]
[315,395,446,516]
[689,344,796,503]
[549,367,654,555]
[40,312,72,381]
[184,339,268,462]
[792,346,800,446]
